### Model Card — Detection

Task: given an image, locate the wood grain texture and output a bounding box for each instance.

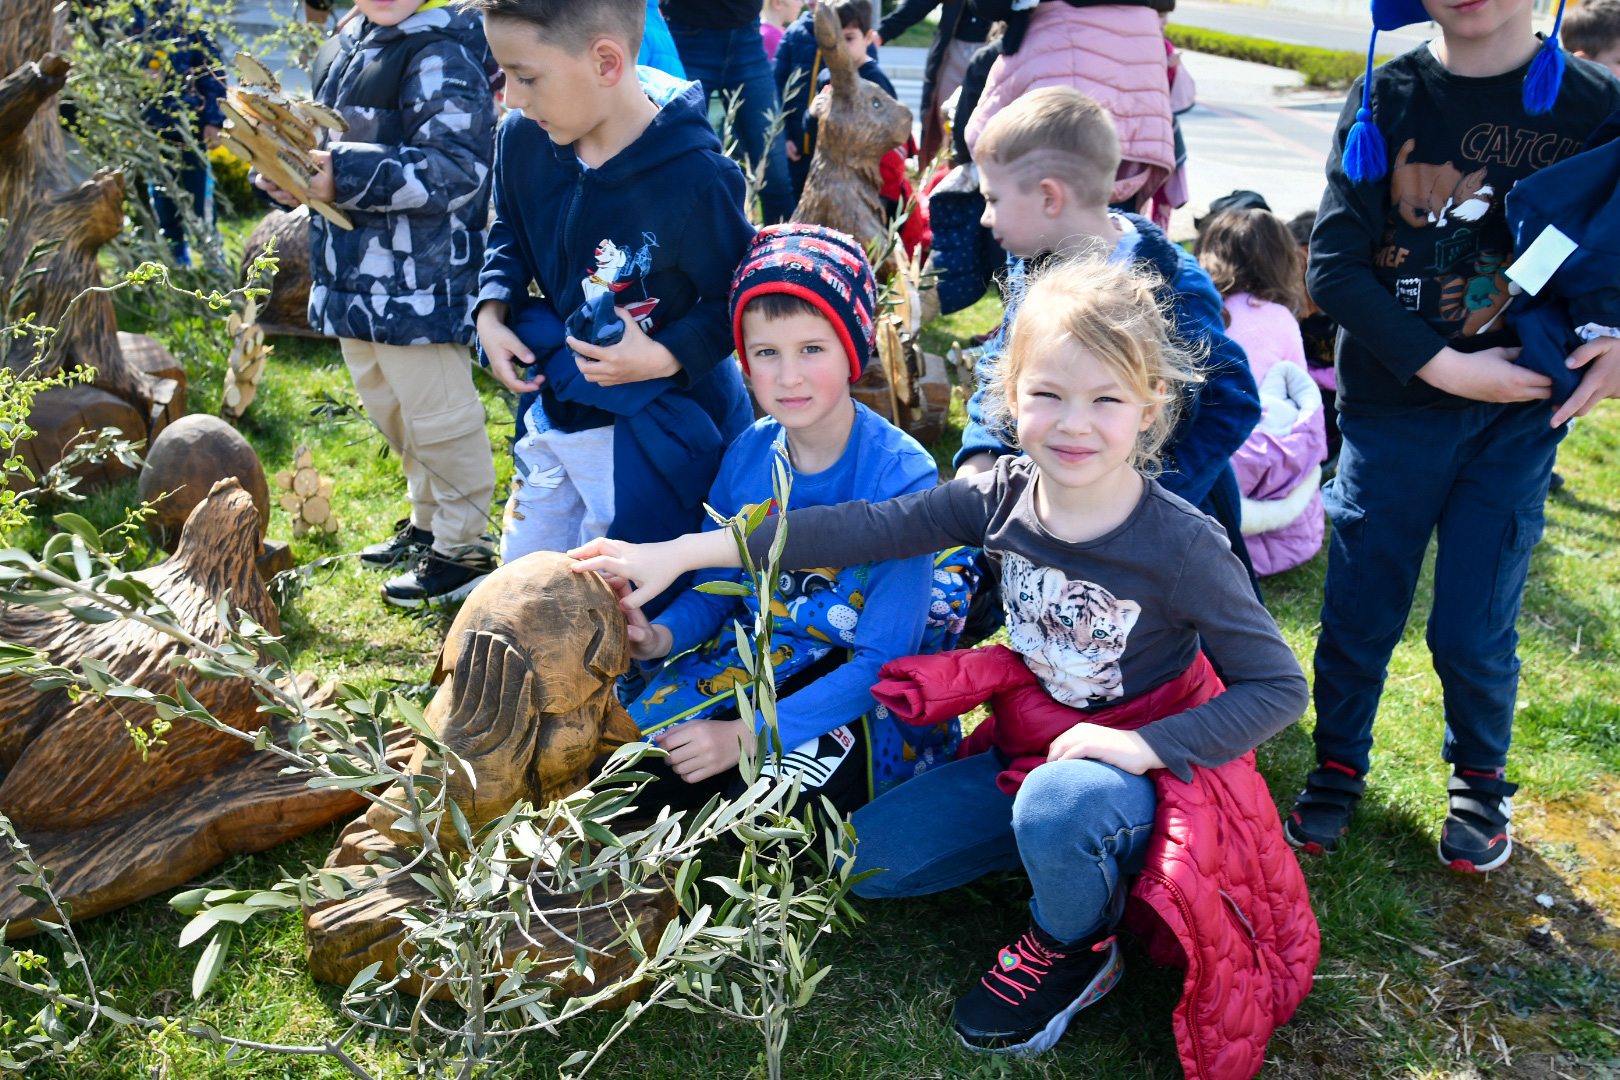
[0,479,364,936]
[0,2,181,473]
[790,2,912,248]
[307,553,672,1004]
[137,415,270,551]
[241,207,324,337]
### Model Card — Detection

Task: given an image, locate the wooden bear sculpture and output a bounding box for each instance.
[791,1,913,249]
[0,478,362,936]
[305,553,674,1003]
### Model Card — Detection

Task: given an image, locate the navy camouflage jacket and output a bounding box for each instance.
[308,5,496,346]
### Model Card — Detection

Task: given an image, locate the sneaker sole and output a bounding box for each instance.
[1283,818,1336,857]
[381,574,488,609]
[1437,834,1512,873]
[957,939,1123,1057]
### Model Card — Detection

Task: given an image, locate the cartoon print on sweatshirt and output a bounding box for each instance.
[581,233,663,329]
[1001,551,1143,706]
[1382,139,1514,340]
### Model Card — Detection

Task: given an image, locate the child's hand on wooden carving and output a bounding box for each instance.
[655,717,753,783]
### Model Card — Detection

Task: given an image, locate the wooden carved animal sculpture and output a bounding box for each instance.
[306,553,671,1002]
[791,1,913,249]
[1,1,186,464]
[242,206,323,337]
[1390,139,1494,230]
[0,478,364,936]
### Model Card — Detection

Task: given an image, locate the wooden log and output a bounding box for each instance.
[306,822,676,1007]
[0,480,361,935]
[117,331,187,433]
[1,3,177,471]
[256,537,294,580]
[14,384,144,489]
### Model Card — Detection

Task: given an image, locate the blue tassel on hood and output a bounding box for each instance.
[1345,32,1387,183]
[1523,0,1569,115]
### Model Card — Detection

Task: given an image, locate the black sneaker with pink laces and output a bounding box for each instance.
[951,922,1123,1054]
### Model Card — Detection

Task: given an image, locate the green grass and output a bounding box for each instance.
[1166,24,1393,90]
[3,242,1620,1078]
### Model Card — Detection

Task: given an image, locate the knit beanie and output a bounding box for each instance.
[729,223,879,383]
[1347,0,1570,183]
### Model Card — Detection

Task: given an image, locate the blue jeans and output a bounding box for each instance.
[850,751,1157,943]
[148,143,213,267]
[1312,400,1564,775]
[666,19,794,223]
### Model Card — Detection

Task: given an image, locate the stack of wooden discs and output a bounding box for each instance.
[275,446,339,537]
[217,52,353,231]
[222,298,272,421]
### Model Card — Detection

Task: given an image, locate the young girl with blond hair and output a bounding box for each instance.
[571,258,1316,1065]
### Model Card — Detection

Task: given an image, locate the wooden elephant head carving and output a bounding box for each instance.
[368,552,639,844]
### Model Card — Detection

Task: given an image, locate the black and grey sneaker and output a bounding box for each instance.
[1284,761,1367,855]
[360,518,434,569]
[381,546,495,608]
[952,923,1123,1055]
[1438,767,1517,873]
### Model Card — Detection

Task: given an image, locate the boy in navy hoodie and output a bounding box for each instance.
[470,0,756,612]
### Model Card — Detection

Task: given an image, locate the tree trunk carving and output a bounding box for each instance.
[0,0,182,454]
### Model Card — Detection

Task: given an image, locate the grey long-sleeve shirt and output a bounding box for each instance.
[746,456,1308,781]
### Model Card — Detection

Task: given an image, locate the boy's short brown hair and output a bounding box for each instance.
[1562,0,1620,56]
[974,86,1121,210]
[458,0,644,54]
[826,0,873,34]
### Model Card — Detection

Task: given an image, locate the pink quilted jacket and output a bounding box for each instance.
[965,1,1175,206]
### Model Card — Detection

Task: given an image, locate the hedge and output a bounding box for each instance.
[1165,24,1389,90]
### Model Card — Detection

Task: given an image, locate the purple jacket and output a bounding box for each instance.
[1224,295,1326,576]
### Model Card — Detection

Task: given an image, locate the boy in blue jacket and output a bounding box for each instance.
[470,0,756,614]
[955,87,1261,603]
[776,0,886,202]
[612,225,966,814]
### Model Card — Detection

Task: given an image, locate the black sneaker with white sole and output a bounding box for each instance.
[952,923,1123,1055]
[381,547,495,608]
[360,518,433,569]
[1438,767,1517,872]
[1283,760,1367,855]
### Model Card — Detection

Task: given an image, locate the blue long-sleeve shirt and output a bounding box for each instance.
[654,405,939,749]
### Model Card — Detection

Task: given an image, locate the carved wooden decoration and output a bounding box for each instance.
[790,2,913,249]
[0,479,366,937]
[221,297,273,420]
[218,53,352,230]
[138,414,271,551]
[305,553,674,1003]
[274,445,339,537]
[241,206,321,337]
[0,1,184,456]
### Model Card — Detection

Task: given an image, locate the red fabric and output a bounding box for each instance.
[879,148,932,257]
[871,646,1320,1080]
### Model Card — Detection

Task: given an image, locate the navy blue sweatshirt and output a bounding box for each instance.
[477,69,756,545]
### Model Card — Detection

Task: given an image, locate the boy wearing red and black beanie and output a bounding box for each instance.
[612,223,971,815]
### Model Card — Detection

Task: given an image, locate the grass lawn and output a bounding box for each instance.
[2,222,1618,1078]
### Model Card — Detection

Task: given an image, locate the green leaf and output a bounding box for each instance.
[169,888,209,916]
[187,656,239,680]
[695,581,751,596]
[346,960,383,993]
[64,604,118,624]
[793,962,832,1007]
[191,927,231,1000]
[52,514,103,553]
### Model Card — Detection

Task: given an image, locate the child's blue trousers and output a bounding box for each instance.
[849,751,1157,943]
[1311,399,1564,776]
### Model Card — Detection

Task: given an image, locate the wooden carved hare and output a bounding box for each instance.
[791,2,913,249]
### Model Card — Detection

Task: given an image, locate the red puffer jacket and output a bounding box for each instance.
[872,646,1319,1080]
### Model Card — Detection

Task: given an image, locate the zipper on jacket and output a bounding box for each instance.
[1138,866,1212,1077]
[562,169,587,267]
